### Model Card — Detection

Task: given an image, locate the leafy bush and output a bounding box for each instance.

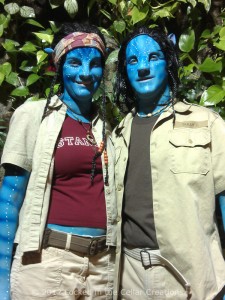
[0,0,225,148]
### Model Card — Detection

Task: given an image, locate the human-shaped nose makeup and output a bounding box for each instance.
[138,68,150,77]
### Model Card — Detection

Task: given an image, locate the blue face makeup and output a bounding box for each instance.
[126,35,170,110]
[62,47,103,110]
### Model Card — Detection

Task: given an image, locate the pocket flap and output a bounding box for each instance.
[169,128,210,147]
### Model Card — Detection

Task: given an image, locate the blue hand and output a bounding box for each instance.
[0,165,30,300]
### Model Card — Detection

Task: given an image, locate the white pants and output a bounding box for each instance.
[11,246,115,300]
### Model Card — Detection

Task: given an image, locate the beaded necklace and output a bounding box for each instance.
[136,103,170,118]
[63,103,109,170]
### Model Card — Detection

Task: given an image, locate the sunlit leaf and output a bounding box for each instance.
[20,6,35,18]
[113,20,126,33]
[11,86,29,97]
[100,9,112,20]
[26,74,40,86]
[108,0,117,4]
[33,32,54,44]
[0,62,12,76]
[131,5,148,24]
[213,41,225,51]
[0,72,5,85]
[25,19,44,29]
[0,0,5,4]
[199,57,222,73]
[198,0,211,12]
[37,50,48,64]
[4,3,20,15]
[0,24,3,37]
[200,85,225,106]
[2,39,19,51]
[20,41,37,52]
[6,72,19,86]
[179,29,195,53]
[64,0,78,18]
[49,0,63,9]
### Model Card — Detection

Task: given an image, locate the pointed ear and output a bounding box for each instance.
[44,47,54,54]
[167,33,176,45]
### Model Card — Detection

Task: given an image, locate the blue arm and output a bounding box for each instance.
[218,193,225,300]
[0,165,30,300]
[219,193,225,231]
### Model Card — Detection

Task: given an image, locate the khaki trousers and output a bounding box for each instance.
[118,253,187,300]
[11,246,115,300]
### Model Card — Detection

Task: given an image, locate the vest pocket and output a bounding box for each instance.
[169,128,210,174]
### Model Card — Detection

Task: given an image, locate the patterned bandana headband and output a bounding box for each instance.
[53,32,106,64]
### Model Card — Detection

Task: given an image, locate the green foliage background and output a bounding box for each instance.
[0,0,225,148]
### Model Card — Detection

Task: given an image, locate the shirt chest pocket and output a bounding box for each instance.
[169,128,211,174]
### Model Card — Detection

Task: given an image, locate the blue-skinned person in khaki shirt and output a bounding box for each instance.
[112,26,225,300]
[0,22,116,300]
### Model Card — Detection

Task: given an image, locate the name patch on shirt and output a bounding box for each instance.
[175,121,208,128]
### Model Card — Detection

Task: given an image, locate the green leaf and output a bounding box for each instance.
[2,39,19,51]
[0,24,3,37]
[198,0,211,12]
[5,72,19,86]
[0,72,5,85]
[179,29,195,53]
[100,9,112,20]
[200,85,225,106]
[64,0,78,18]
[20,60,35,72]
[33,32,54,44]
[25,19,44,29]
[37,50,48,64]
[25,94,41,102]
[199,57,222,73]
[0,0,5,4]
[49,0,63,9]
[200,29,211,39]
[20,41,37,52]
[213,41,225,51]
[20,6,35,18]
[0,62,12,76]
[4,3,20,15]
[26,74,40,86]
[152,8,173,20]
[113,20,126,34]
[187,0,196,7]
[106,49,119,64]
[11,86,29,97]
[49,21,58,33]
[131,5,149,24]
[108,0,117,4]
[219,27,225,38]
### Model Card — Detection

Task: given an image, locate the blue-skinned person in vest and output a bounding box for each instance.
[112,26,225,300]
[0,22,116,300]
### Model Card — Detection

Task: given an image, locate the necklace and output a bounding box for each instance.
[137,104,170,118]
[64,104,97,146]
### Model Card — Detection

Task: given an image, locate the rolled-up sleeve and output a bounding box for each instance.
[1,101,45,172]
[211,115,225,195]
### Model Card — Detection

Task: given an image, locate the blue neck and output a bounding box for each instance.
[61,94,92,123]
[137,85,171,116]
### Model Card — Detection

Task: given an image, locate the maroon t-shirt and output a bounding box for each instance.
[47,116,106,228]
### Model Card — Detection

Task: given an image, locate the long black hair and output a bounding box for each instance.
[42,22,109,185]
[115,26,181,114]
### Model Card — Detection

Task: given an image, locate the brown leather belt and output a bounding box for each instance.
[42,228,108,256]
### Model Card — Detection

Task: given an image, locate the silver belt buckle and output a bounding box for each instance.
[140,248,152,268]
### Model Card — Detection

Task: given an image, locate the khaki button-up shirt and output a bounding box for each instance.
[1,96,117,253]
[112,101,225,300]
